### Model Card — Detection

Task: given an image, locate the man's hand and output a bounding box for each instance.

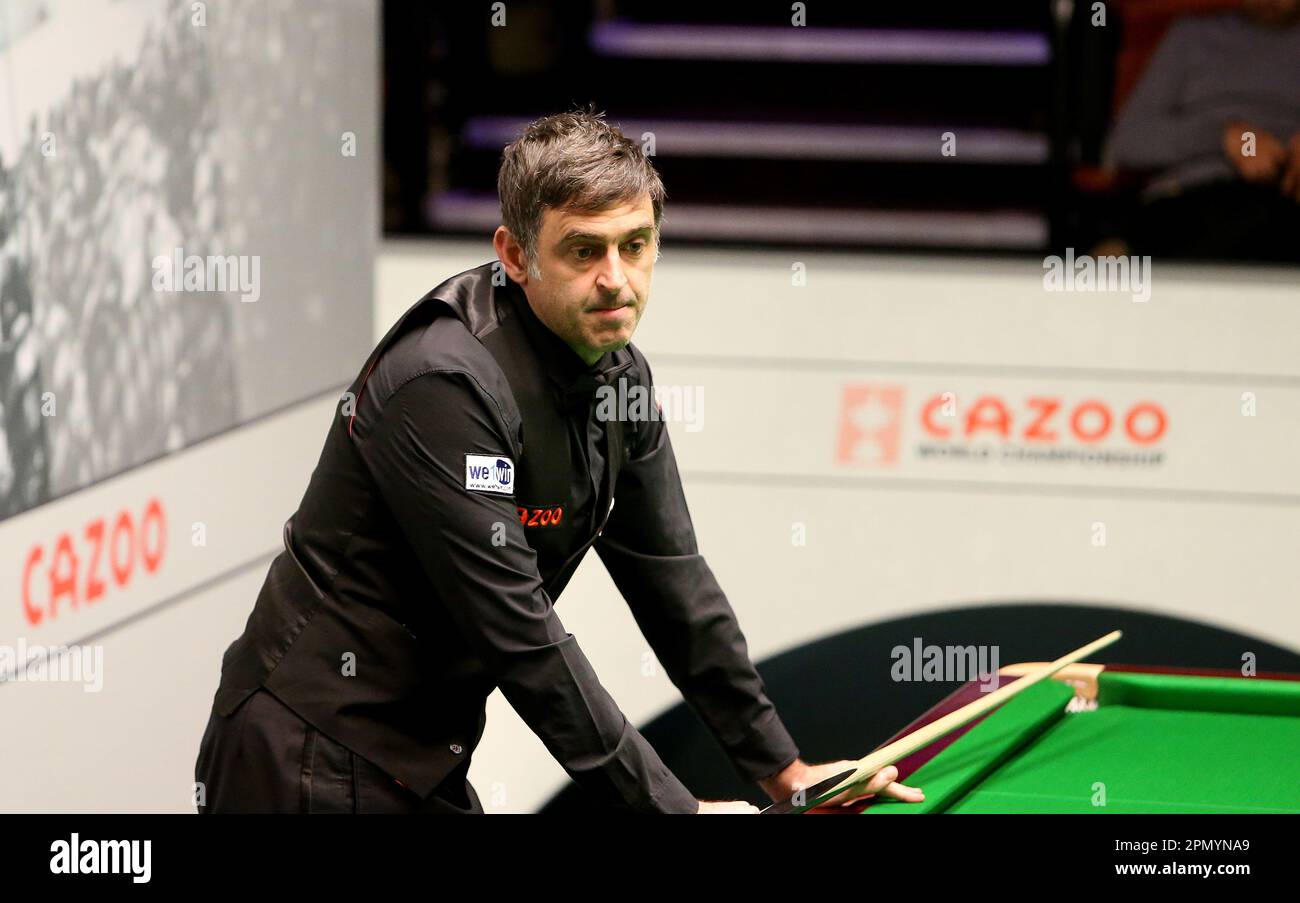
[1279,133,1300,202]
[1223,121,1287,184]
[696,800,760,814]
[759,758,925,810]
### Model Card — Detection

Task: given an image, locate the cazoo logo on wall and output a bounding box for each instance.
[836,384,1168,470]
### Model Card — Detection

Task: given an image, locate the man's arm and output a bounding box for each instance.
[594,362,801,786]
[1106,20,1221,172]
[357,369,698,813]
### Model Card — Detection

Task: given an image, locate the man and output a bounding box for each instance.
[195,108,923,814]
[1105,0,1300,260]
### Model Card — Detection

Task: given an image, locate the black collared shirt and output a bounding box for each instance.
[508,287,614,568]
[213,263,799,813]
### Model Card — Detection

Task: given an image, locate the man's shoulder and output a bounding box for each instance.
[380,316,505,393]
[354,263,519,430]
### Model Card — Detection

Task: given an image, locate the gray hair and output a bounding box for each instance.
[497,106,666,278]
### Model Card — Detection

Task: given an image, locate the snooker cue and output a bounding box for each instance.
[807,629,1123,809]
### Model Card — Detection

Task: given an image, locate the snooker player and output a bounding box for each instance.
[194,108,925,814]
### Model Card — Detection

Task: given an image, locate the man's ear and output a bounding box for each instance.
[493,227,530,284]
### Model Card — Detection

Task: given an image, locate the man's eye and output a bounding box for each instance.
[573,247,595,260]
[625,242,645,255]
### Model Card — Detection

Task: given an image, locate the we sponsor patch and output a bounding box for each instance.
[465,454,515,494]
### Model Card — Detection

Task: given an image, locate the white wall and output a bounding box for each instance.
[0,396,339,812]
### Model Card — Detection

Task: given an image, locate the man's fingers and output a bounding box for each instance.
[826,763,930,810]
[1285,157,1300,200]
[835,777,926,806]
[863,765,898,793]
[697,800,760,814]
[808,764,928,808]
[879,781,926,802]
[828,766,898,803]
[1279,154,1299,197]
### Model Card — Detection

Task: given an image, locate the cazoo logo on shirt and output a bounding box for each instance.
[836,384,1168,469]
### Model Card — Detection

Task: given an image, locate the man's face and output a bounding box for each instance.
[504,195,656,365]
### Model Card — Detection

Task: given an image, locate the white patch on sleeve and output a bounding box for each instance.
[465,454,515,494]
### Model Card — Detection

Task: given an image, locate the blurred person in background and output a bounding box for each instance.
[1105,0,1300,260]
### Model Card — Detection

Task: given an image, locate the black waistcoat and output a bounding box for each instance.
[210,263,639,799]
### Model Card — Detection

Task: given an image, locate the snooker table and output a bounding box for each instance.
[841,663,1300,814]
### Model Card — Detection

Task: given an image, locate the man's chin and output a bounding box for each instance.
[586,332,633,357]
[596,337,632,355]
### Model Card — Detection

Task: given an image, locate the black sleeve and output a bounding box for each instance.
[357,369,698,813]
[594,369,801,784]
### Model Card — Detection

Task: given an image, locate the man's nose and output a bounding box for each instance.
[594,247,629,294]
